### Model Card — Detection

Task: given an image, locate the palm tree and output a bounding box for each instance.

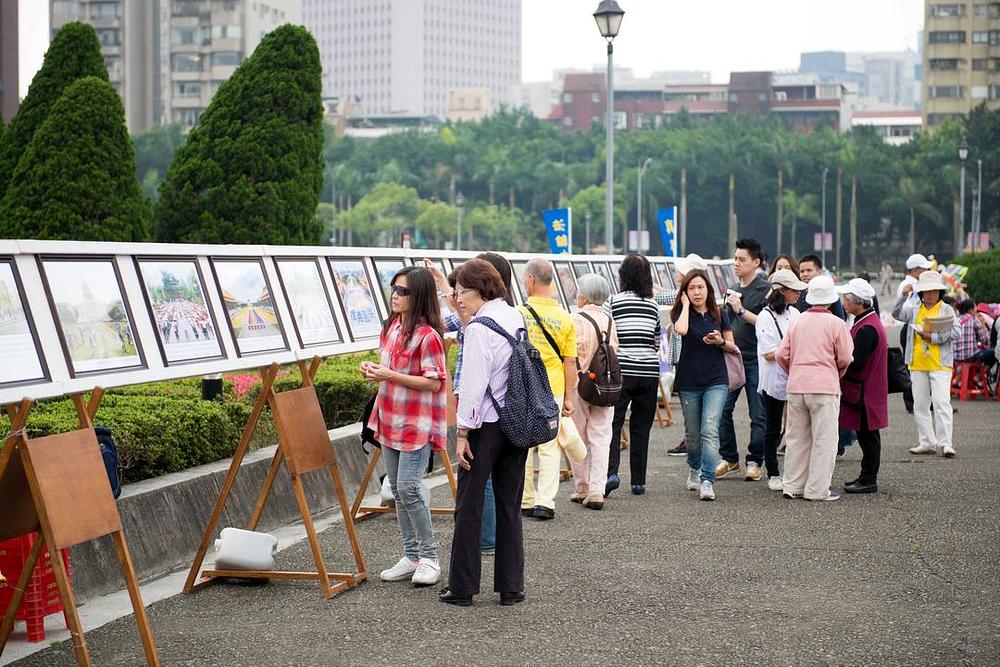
[782,189,818,257]
[883,177,945,255]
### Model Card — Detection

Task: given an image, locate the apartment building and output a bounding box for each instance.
[304,0,520,120]
[922,1,1000,128]
[50,0,300,133]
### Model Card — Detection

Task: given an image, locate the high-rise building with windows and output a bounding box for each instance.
[922,1,1000,128]
[304,0,521,120]
[50,0,301,133]
[0,0,19,122]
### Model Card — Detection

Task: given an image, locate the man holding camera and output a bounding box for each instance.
[716,238,771,481]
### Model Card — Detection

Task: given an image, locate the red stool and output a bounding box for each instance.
[951,360,989,401]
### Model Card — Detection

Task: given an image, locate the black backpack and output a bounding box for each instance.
[94,426,122,499]
[575,312,622,407]
[468,316,560,449]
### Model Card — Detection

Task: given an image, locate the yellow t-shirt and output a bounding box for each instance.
[518,296,577,397]
[910,302,946,372]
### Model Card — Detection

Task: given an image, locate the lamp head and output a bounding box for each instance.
[593,0,625,40]
[958,137,969,163]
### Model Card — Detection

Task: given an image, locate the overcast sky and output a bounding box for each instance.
[19,0,924,96]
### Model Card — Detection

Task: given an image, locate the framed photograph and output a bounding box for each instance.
[372,258,405,311]
[572,262,591,279]
[274,258,342,348]
[40,257,145,376]
[554,262,577,307]
[413,259,456,320]
[327,259,381,340]
[0,259,48,387]
[655,262,676,290]
[712,265,733,293]
[210,258,288,356]
[593,263,617,293]
[510,261,529,302]
[135,258,224,365]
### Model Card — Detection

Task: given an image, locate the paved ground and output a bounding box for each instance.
[9,392,1000,666]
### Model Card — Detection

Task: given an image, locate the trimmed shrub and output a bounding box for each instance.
[0,22,107,200]
[154,24,324,245]
[956,249,1000,303]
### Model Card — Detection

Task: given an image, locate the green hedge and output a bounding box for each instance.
[956,249,1000,303]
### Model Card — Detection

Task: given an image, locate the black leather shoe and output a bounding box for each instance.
[532,506,555,520]
[500,592,525,606]
[438,589,473,606]
[844,477,860,488]
[844,481,878,494]
[605,473,620,496]
[520,508,534,517]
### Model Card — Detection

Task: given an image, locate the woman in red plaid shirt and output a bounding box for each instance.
[361,266,448,587]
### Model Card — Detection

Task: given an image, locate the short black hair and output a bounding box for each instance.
[799,254,822,270]
[957,299,976,315]
[618,253,654,299]
[736,238,764,265]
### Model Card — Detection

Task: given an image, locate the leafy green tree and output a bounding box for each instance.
[0,77,150,241]
[883,177,944,255]
[133,123,185,202]
[0,22,107,200]
[336,182,426,246]
[155,25,324,244]
[781,189,818,257]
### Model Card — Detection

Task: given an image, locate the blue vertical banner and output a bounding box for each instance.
[542,207,572,255]
[657,207,678,257]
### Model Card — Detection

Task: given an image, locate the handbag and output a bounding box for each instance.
[887,347,911,394]
[724,346,746,392]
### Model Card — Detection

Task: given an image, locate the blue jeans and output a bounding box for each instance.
[678,384,729,483]
[382,445,437,560]
[480,475,496,550]
[719,357,766,465]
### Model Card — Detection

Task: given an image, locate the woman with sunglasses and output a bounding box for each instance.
[361,266,448,587]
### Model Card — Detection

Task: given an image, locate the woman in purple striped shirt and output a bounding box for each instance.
[438,259,529,608]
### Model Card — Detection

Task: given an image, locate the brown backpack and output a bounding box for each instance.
[576,312,622,407]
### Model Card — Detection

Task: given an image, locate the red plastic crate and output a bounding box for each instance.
[0,533,70,642]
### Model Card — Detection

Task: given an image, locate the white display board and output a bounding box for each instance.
[0,240,734,405]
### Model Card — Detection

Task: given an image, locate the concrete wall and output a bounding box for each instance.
[67,424,387,602]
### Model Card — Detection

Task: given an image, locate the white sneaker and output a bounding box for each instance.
[380,556,418,582]
[411,558,441,586]
[767,476,783,492]
[699,480,715,501]
[942,446,956,458]
[909,444,937,455]
[686,468,700,491]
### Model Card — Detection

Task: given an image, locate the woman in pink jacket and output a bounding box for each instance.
[776,276,854,502]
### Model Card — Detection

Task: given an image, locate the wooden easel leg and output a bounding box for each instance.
[247,448,284,531]
[45,536,91,666]
[111,531,160,666]
[0,531,43,654]
[329,460,368,580]
[184,364,278,593]
[440,450,458,500]
[351,447,381,519]
[288,472,334,598]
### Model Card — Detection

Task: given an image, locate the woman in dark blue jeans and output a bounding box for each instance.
[671,270,735,501]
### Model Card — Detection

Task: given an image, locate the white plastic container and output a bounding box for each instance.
[213,527,278,571]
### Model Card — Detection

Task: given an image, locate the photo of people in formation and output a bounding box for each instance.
[275,259,341,347]
[328,259,380,340]
[138,260,223,364]
[213,260,286,355]
[0,261,46,385]
[42,259,142,375]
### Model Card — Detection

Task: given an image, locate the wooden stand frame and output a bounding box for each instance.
[656,379,674,427]
[349,447,459,522]
[0,391,159,666]
[184,359,367,600]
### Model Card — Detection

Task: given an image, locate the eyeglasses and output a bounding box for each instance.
[390,285,411,296]
[456,287,478,298]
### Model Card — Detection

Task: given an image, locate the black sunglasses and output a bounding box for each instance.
[390,285,411,296]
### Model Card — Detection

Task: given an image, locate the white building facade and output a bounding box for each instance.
[304,0,520,120]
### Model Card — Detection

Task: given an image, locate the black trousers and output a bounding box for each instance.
[607,375,659,486]
[448,420,529,596]
[856,409,882,484]
[761,390,785,479]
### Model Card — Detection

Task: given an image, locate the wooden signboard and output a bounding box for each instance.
[0,392,159,666]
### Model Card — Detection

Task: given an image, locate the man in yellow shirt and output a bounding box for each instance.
[518,258,577,520]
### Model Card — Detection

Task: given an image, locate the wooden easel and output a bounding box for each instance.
[0,391,159,666]
[655,378,674,427]
[349,447,459,522]
[184,359,367,600]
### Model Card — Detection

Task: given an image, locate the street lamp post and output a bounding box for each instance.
[593,1,625,255]
[455,192,464,251]
[958,137,969,254]
[585,211,592,254]
[636,158,652,254]
[821,167,829,267]
[973,158,983,252]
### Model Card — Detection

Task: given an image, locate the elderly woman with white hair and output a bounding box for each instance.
[568,273,619,510]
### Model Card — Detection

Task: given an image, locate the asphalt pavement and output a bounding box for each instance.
[9,392,1000,667]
